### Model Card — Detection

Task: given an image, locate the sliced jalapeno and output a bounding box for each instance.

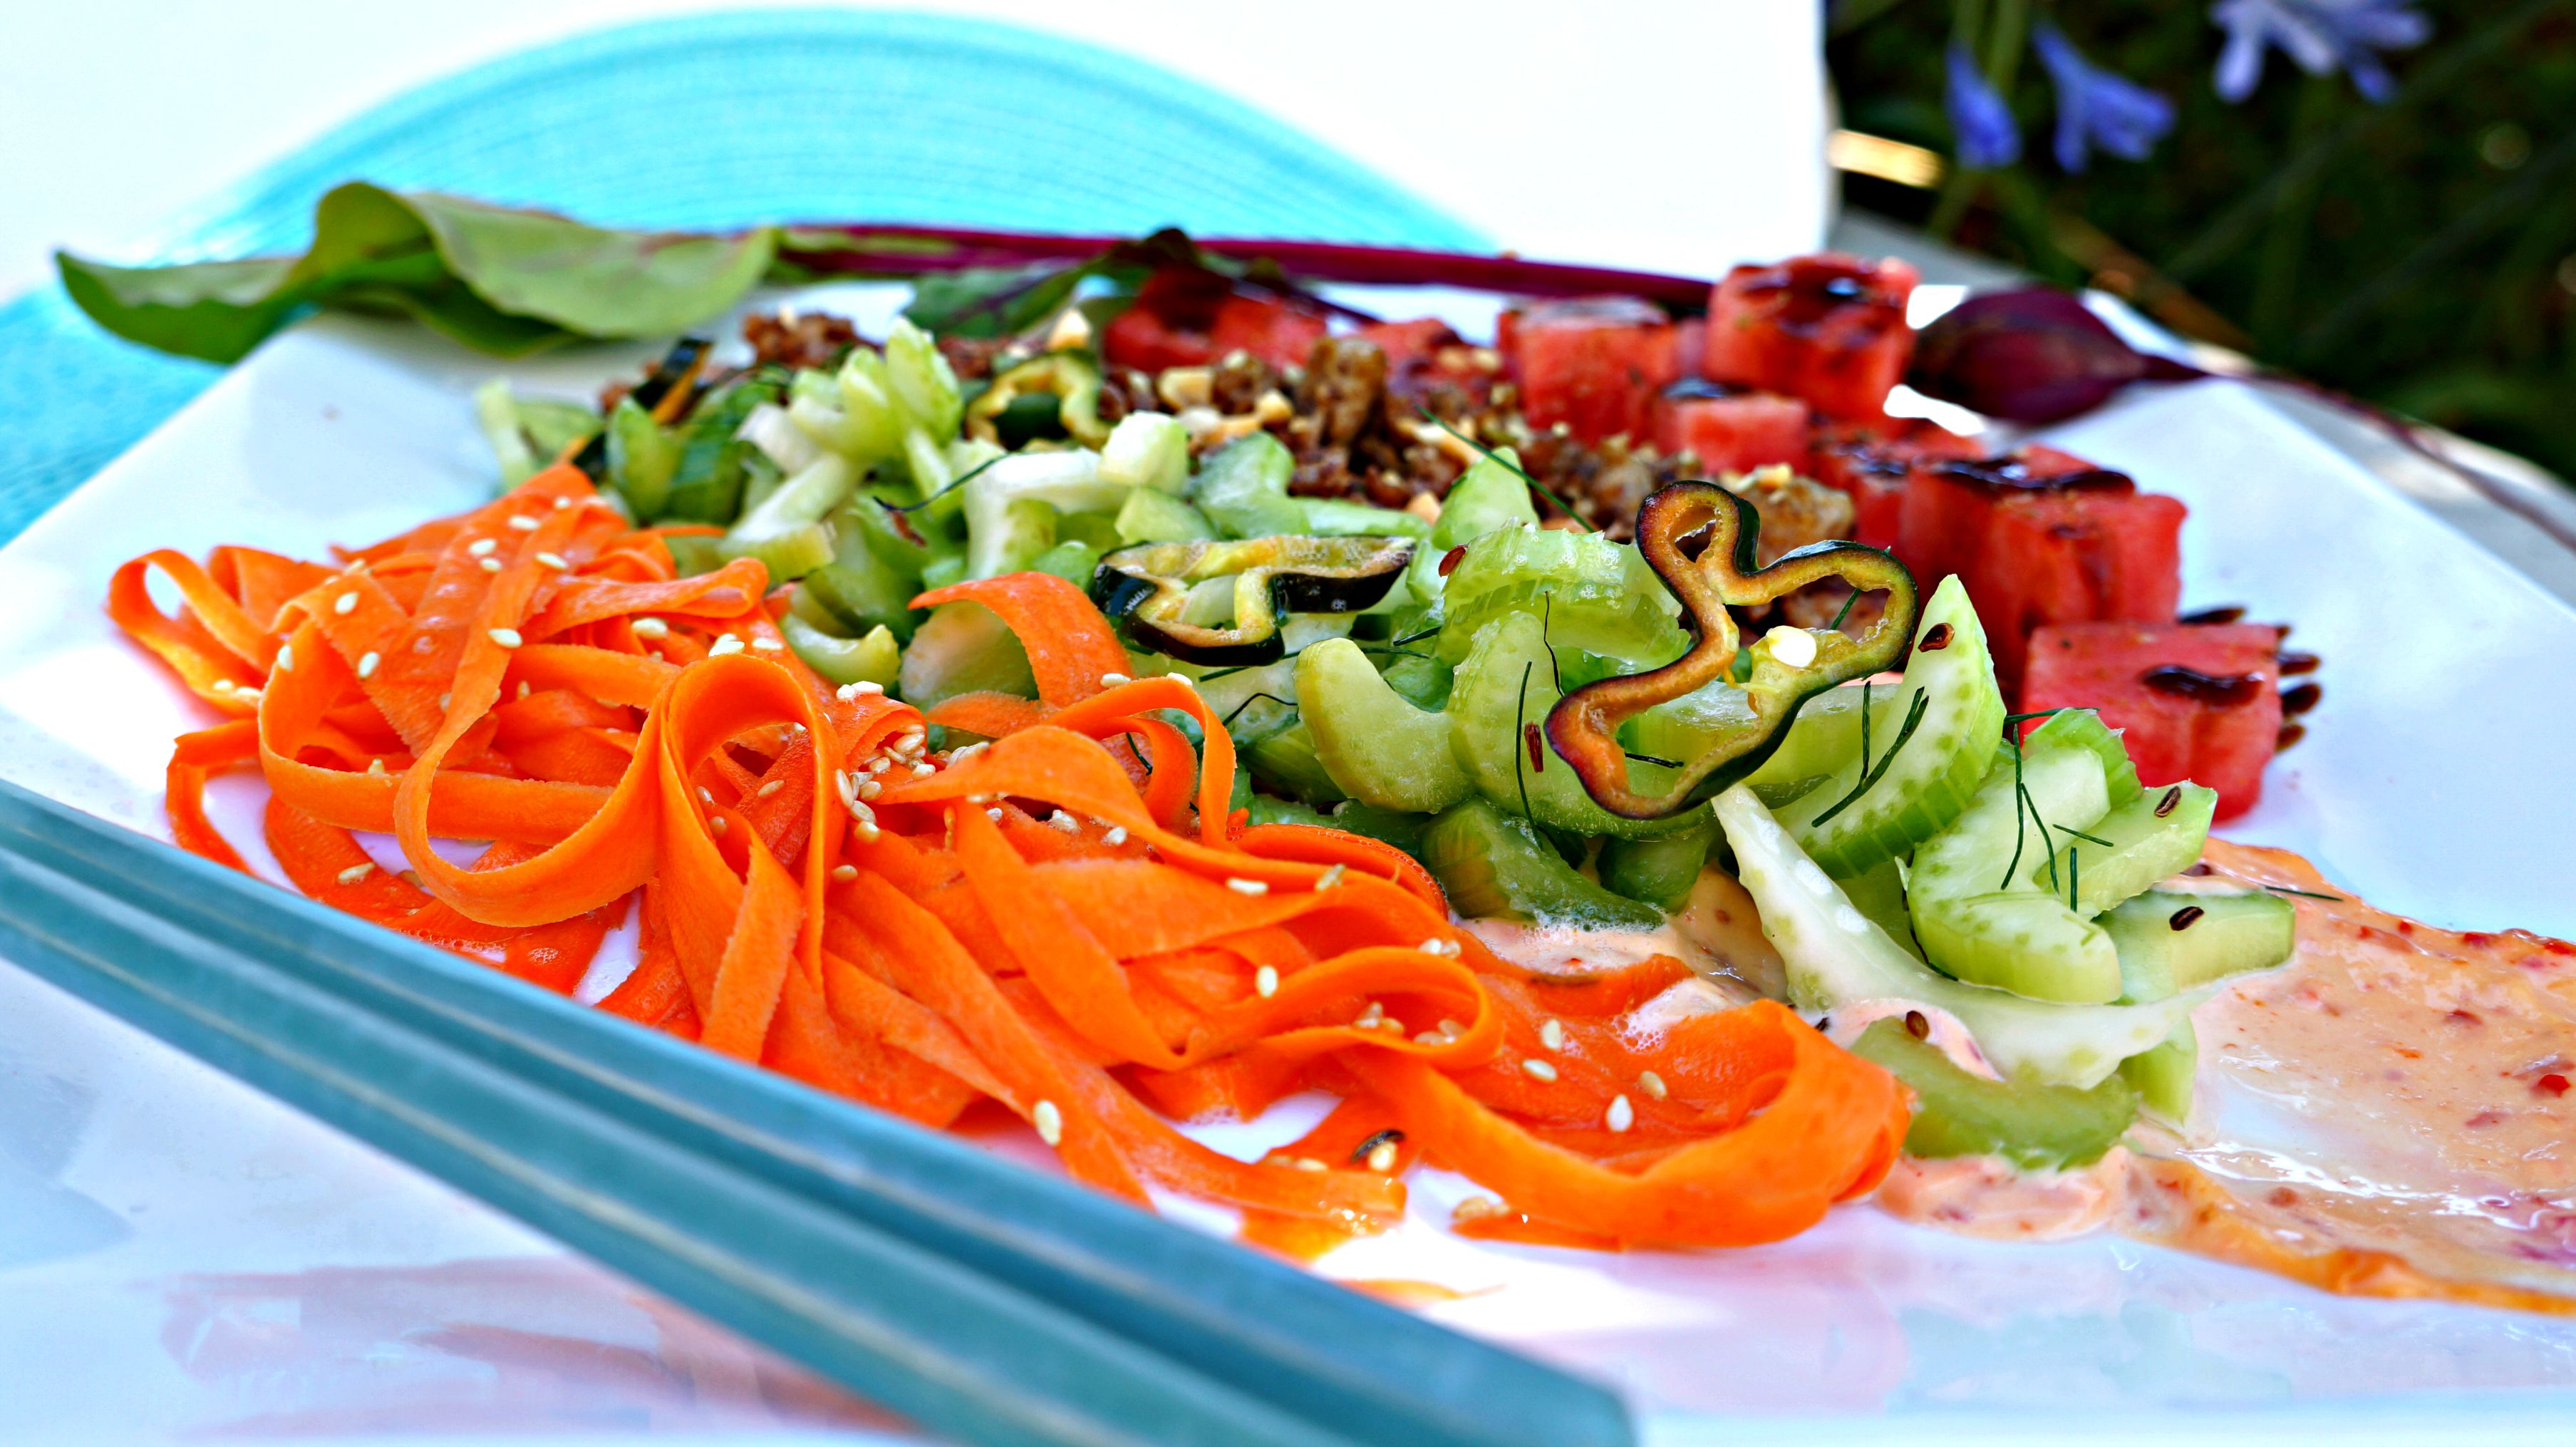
[964,351,1110,448]
[1092,535,1414,666]
[1546,482,1918,819]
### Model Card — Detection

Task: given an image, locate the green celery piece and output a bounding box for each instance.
[834,497,933,580]
[728,455,857,555]
[1246,795,1335,830]
[800,559,921,644]
[1190,433,1308,539]
[2121,1020,2198,1123]
[1418,800,1662,930]
[58,182,775,363]
[1848,1019,2138,1170]
[900,602,1037,709]
[1447,613,1697,841]
[964,451,1127,579]
[1100,413,1191,495]
[782,617,901,689]
[472,380,601,487]
[1628,677,1875,810]
[1243,721,1348,807]
[1907,742,2122,1004]
[1714,785,2198,1089]
[1598,810,1721,911]
[1029,540,1102,585]
[1407,447,1541,606]
[1115,489,1217,546]
[663,374,786,524]
[2021,708,2143,807]
[884,318,963,441]
[2036,782,2218,917]
[605,396,682,520]
[2102,889,2296,1003]
[1434,526,1685,667]
[1325,800,1429,858]
[1303,498,1431,538]
[1295,638,1471,813]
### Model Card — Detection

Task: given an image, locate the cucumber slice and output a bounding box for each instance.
[1100,412,1191,495]
[1629,678,1871,809]
[1599,810,1720,911]
[1714,786,2198,1088]
[800,561,919,643]
[1405,446,1541,606]
[604,396,681,520]
[1302,498,1432,539]
[782,617,901,689]
[2119,1020,2198,1123]
[1448,613,1697,841]
[2039,781,2217,917]
[1908,742,2120,1004]
[1419,800,1663,930]
[1776,576,2007,878]
[1841,857,1923,959]
[1436,526,1687,667]
[2104,888,2295,1003]
[1295,638,1471,813]
[899,600,1037,709]
[1848,1019,2138,1170]
[718,521,836,583]
[1325,800,1429,859]
[2019,707,2143,807]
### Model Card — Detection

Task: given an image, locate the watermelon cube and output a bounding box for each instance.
[1102,268,1330,374]
[2022,622,2285,820]
[1651,385,1812,476]
[1703,254,1920,421]
[1811,420,1982,551]
[1352,316,1459,371]
[1896,447,2185,690]
[1504,296,1680,444]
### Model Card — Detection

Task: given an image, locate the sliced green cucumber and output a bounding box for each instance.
[1599,808,1720,911]
[1629,678,1872,810]
[1325,800,1429,859]
[899,600,1037,709]
[1295,638,1471,813]
[2104,888,2296,1003]
[1848,1018,2138,1170]
[1435,526,1686,667]
[2037,781,2217,916]
[2119,1020,2198,1123]
[1908,741,2119,1004]
[802,557,920,644]
[718,521,835,583]
[1714,786,2198,1088]
[1190,433,1307,540]
[1776,575,2007,878]
[1115,488,1216,546]
[1419,800,1662,930]
[782,617,901,689]
[2019,707,2143,807]
[1841,857,1923,959]
[1244,720,1348,807]
[1405,446,1541,605]
[1448,613,1695,841]
[604,396,681,520]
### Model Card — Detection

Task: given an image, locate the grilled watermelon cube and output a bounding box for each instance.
[1505,296,1680,444]
[1702,254,1920,421]
[1352,316,1459,371]
[1810,419,1983,550]
[1650,385,1812,476]
[2022,622,2284,820]
[1102,268,1330,373]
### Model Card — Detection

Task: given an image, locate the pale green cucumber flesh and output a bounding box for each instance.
[2119,1019,2199,1123]
[1909,743,2119,1004]
[2020,706,2143,806]
[1599,810,1721,911]
[1296,638,1471,813]
[899,600,1037,709]
[1448,613,1696,841]
[1419,800,1663,930]
[1243,721,1348,807]
[2043,782,2217,917]
[1778,575,2007,878]
[2104,889,2297,1003]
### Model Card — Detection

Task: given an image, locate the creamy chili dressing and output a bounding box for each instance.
[1877,1148,2132,1241]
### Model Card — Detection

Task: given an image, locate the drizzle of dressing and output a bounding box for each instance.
[1878,1148,2133,1242]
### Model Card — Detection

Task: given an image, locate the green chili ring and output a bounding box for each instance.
[1546,483,1919,819]
[964,351,1112,448]
[1092,535,1414,666]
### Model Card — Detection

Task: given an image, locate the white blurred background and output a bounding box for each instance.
[0,1,1828,296]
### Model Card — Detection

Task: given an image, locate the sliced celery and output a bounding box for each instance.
[1907,742,2121,1004]
[1447,613,1695,840]
[1406,446,1539,607]
[1099,412,1190,495]
[1848,1019,2138,1170]
[1434,526,1685,667]
[1243,720,1347,807]
[1419,800,1662,930]
[1189,433,1307,540]
[604,396,681,520]
[1598,810,1720,911]
[783,617,900,689]
[899,601,1036,708]
[2039,782,2218,917]
[2119,1019,2198,1123]
[2103,889,2295,1003]
[1115,488,1217,546]
[1295,638,1470,813]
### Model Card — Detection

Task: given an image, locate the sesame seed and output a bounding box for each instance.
[829,864,859,882]
[273,644,294,673]
[852,819,881,843]
[1520,1058,1559,1082]
[1418,937,1448,956]
[1438,1019,1465,1037]
[336,862,376,886]
[709,815,727,835]
[467,538,497,557]
[210,678,234,693]
[1103,825,1128,846]
[1100,671,1131,687]
[1366,1140,1399,1173]
[986,807,1005,822]
[1637,1070,1667,1101]
[333,591,358,616]
[836,679,883,700]
[1606,1094,1635,1133]
[535,551,569,571]
[1048,809,1080,833]
[849,800,876,824]
[1453,1195,1506,1223]
[1226,877,1268,896]
[895,729,925,751]
[869,757,892,774]
[515,681,531,701]
[1414,1031,1447,1044]
[366,758,387,776]
[1316,864,1345,890]
[699,787,715,803]
[480,557,504,573]
[356,651,380,679]
[1292,1156,1328,1173]
[507,515,540,532]
[631,617,668,639]
[1032,1099,1063,1147]
[1538,1018,1566,1052]
[910,761,935,777]
[487,627,522,649]
[1255,964,1279,998]
[553,495,571,509]
[236,686,264,704]
[1358,1001,1386,1026]
[755,779,785,798]
[857,778,881,800]
[437,692,451,710]
[708,634,745,656]
[752,636,784,652]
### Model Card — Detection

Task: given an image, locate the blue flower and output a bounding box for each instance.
[2211,0,2431,103]
[2033,24,2176,172]
[1946,39,2023,170]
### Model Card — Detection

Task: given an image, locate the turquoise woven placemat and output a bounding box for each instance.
[0,8,1481,544]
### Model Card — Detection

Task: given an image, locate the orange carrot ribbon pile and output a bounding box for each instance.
[109,463,1908,1251]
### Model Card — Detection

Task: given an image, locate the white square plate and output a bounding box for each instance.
[4,297,2574,1446]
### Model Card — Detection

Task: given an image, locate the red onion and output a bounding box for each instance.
[1908,287,2202,423]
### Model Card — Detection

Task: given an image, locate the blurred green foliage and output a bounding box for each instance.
[1828,1,2576,482]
